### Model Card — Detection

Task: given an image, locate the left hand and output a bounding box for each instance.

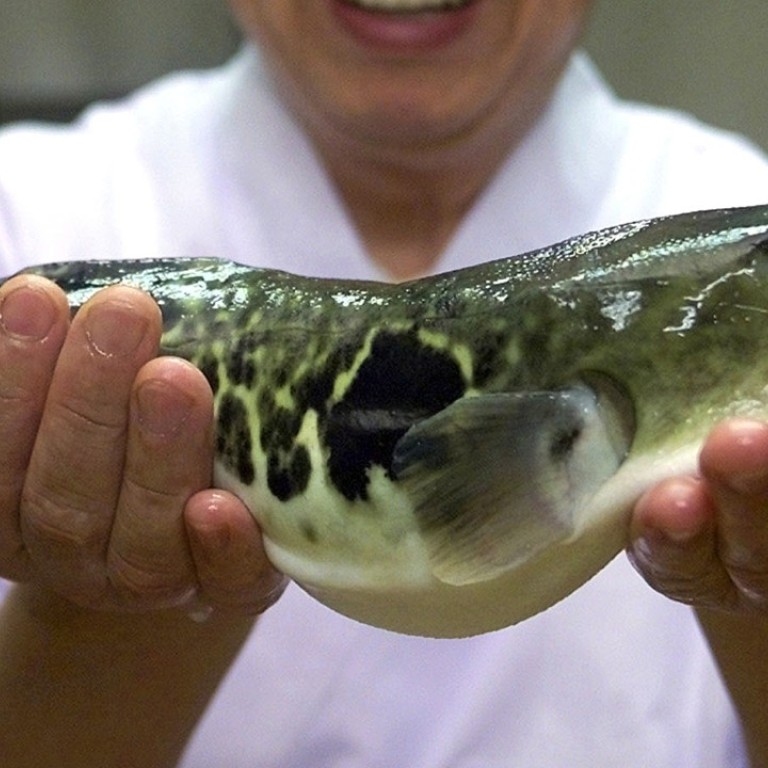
[628,418,768,613]
[0,276,284,616]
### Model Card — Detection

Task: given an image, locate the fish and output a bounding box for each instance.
[10,204,768,637]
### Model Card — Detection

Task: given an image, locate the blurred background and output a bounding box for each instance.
[0,0,767,151]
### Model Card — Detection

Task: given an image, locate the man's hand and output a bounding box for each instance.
[0,274,284,614]
[629,418,768,613]
[630,420,768,766]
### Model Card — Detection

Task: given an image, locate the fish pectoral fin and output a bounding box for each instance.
[391,387,628,586]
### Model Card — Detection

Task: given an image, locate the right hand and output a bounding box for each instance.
[0,274,285,614]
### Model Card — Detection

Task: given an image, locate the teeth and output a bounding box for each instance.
[346,0,471,12]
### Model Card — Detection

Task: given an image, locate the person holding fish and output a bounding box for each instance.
[1,0,768,766]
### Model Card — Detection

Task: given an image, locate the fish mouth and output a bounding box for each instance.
[341,0,475,13]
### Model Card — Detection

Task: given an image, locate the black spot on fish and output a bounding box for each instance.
[258,388,312,501]
[471,330,509,387]
[197,352,220,395]
[257,388,274,419]
[156,299,186,328]
[267,445,311,502]
[292,367,335,414]
[226,332,259,388]
[273,367,290,389]
[260,400,304,453]
[216,391,255,485]
[300,519,319,544]
[325,329,466,501]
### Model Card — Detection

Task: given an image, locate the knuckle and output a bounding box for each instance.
[721,539,768,575]
[121,474,184,508]
[21,487,106,553]
[724,563,768,609]
[720,537,768,606]
[635,552,738,609]
[0,384,40,411]
[53,395,129,438]
[108,549,191,606]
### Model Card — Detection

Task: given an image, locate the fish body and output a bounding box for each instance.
[16,204,768,636]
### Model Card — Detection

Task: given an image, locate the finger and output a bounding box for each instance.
[0,276,70,581]
[700,419,768,609]
[106,358,215,609]
[20,286,162,604]
[185,490,287,615]
[628,476,737,609]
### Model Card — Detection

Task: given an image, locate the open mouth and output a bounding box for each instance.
[342,0,474,12]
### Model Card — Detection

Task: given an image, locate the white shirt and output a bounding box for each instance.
[2,46,768,767]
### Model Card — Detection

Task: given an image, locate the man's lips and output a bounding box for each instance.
[341,0,472,10]
[331,0,479,52]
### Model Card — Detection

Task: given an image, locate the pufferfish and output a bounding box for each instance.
[12,204,768,637]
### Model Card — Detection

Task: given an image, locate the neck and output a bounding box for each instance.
[322,146,495,281]
[313,115,536,281]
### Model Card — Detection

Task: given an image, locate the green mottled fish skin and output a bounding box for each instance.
[13,204,768,631]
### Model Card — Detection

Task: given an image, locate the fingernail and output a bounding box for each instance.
[85,301,149,358]
[0,285,57,340]
[136,380,193,436]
